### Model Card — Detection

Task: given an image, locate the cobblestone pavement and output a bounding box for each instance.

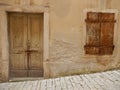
[0,70,120,90]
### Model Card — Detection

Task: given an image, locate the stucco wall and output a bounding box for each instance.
[47,0,120,77]
[0,0,120,81]
[0,0,49,6]
[106,0,120,67]
[48,0,100,77]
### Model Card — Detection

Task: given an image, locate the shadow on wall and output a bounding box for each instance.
[50,0,72,17]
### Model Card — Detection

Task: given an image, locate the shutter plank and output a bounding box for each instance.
[100,13,115,55]
[85,12,100,55]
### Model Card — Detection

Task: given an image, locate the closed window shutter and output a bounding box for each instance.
[100,13,115,55]
[85,12,115,55]
[85,12,100,55]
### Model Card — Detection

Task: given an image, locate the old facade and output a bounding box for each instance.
[0,0,120,82]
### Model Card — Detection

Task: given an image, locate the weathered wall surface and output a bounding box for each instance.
[0,0,49,6]
[106,0,120,67]
[47,0,120,77]
[0,0,120,81]
[48,0,100,77]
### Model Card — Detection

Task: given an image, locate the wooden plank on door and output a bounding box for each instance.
[9,13,28,77]
[28,14,43,77]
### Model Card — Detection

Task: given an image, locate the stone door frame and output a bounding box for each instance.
[0,5,50,81]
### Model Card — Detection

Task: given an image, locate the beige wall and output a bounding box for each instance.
[0,0,49,5]
[0,0,120,81]
[49,0,100,77]
[48,0,120,77]
[106,0,120,65]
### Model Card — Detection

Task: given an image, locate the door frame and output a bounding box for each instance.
[0,5,50,81]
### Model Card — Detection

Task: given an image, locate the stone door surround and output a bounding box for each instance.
[0,5,49,81]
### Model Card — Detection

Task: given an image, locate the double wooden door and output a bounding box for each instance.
[9,13,43,78]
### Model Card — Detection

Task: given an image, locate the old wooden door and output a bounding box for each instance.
[9,13,43,78]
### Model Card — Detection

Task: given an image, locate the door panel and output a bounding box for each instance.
[29,70,43,77]
[28,14,43,50]
[28,14,43,77]
[11,54,27,70]
[10,70,28,77]
[9,13,27,52]
[29,53,43,69]
[9,13,28,77]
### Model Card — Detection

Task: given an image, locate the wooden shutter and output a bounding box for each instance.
[84,12,115,55]
[85,12,100,55]
[100,13,115,55]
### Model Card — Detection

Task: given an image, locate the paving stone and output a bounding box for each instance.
[0,70,120,90]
